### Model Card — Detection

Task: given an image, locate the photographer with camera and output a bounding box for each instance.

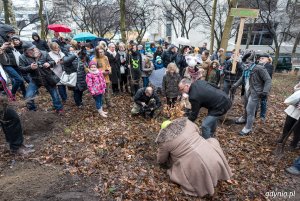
[0,24,27,100]
[131,86,161,118]
[19,42,63,114]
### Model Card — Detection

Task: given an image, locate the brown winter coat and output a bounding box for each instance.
[155,117,232,197]
[200,56,211,80]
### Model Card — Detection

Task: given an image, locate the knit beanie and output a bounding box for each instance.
[89,60,97,68]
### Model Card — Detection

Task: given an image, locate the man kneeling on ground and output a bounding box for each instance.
[131,86,161,118]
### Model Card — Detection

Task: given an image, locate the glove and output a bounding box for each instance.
[230,85,237,92]
[259,92,268,99]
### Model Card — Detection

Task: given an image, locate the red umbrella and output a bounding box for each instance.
[48,24,71,33]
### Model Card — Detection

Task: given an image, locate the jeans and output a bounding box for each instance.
[293,157,300,171]
[223,80,233,95]
[260,98,267,118]
[93,94,103,109]
[245,94,260,130]
[25,82,63,111]
[58,85,67,102]
[142,77,149,88]
[73,89,84,106]
[201,115,219,139]
[4,66,26,97]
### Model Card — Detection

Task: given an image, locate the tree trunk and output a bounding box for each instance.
[39,0,45,40]
[220,0,238,59]
[3,0,10,24]
[120,0,126,43]
[273,39,280,70]
[210,0,217,55]
[292,32,300,56]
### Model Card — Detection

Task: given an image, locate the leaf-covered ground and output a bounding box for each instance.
[0,73,299,201]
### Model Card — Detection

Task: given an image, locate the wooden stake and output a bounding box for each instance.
[231,17,246,74]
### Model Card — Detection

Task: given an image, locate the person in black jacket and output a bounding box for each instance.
[106,43,121,93]
[19,42,63,113]
[223,52,243,100]
[0,24,27,99]
[175,46,189,77]
[179,78,231,139]
[161,45,177,68]
[131,86,161,118]
[128,44,142,96]
[63,45,87,108]
[0,96,35,155]
[32,32,50,52]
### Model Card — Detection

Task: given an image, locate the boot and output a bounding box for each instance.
[98,108,107,118]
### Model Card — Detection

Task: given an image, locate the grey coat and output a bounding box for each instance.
[162,72,181,98]
[234,63,272,95]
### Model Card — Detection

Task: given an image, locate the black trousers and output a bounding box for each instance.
[166,97,177,108]
[112,83,119,93]
[120,74,128,92]
[280,115,300,147]
[1,108,23,151]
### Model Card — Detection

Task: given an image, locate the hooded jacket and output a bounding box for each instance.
[0,24,18,67]
[161,45,177,68]
[32,32,50,52]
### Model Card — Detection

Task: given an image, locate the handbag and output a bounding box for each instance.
[60,60,80,87]
[60,71,77,87]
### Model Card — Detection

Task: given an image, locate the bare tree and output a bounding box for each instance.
[159,0,201,39]
[66,0,120,39]
[126,0,157,44]
[254,0,297,68]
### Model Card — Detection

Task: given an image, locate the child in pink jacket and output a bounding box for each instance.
[86,61,108,117]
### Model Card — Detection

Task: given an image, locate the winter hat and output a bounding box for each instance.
[161,120,172,129]
[11,35,20,41]
[211,60,220,67]
[22,42,36,51]
[156,56,162,63]
[89,60,97,68]
[257,52,270,59]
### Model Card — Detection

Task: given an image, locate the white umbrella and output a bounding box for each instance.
[176,37,191,46]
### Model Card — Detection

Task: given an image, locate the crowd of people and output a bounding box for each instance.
[0,23,299,197]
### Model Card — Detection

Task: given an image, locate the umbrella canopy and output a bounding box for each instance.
[176,37,191,46]
[48,24,71,33]
[73,32,97,42]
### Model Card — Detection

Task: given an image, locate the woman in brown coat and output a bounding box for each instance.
[156,117,232,197]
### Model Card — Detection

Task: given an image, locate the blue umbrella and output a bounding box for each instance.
[73,32,97,41]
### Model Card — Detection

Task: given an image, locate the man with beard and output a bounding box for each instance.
[19,42,63,114]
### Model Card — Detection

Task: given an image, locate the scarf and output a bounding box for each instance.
[107,49,116,57]
[88,69,100,75]
[243,63,256,79]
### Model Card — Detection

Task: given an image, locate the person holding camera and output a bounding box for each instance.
[18,42,63,114]
[0,24,27,100]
